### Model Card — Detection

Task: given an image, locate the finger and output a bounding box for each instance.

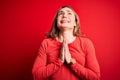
[63,38,68,43]
[63,39,68,48]
[63,39,67,51]
[61,44,64,54]
[63,38,66,46]
[60,47,64,62]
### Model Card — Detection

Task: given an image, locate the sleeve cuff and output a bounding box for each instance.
[53,58,63,67]
[70,62,82,71]
[70,62,77,68]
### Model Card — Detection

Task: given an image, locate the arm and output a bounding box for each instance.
[70,38,100,80]
[32,39,63,80]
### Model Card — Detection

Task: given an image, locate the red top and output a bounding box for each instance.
[32,36,100,80]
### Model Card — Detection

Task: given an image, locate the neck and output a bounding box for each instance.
[57,30,76,43]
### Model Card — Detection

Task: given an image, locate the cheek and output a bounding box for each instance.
[71,19,76,26]
[71,17,76,26]
[57,17,61,23]
[57,15,62,20]
[57,18,60,27]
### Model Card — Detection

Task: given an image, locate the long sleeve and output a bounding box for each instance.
[70,38,100,80]
[32,39,63,80]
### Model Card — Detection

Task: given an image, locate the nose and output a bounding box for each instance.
[62,13,67,18]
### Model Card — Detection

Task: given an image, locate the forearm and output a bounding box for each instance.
[32,58,63,80]
[70,61,100,80]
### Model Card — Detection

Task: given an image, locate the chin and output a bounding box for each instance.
[59,26,74,30]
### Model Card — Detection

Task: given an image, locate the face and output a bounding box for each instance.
[57,7,76,30]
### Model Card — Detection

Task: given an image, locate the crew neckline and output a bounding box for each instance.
[54,36,78,45]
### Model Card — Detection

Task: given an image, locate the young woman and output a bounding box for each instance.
[32,6,100,80]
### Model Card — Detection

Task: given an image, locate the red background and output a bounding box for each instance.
[0,0,120,80]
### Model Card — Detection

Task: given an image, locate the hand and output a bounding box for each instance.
[59,38,76,64]
[59,41,65,63]
[69,58,76,65]
[63,39,71,64]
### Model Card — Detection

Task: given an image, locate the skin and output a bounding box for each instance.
[57,7,76,64]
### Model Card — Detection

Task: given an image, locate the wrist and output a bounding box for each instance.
[69,58,76,65]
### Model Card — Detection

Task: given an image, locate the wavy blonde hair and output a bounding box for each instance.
[46,6,81,38]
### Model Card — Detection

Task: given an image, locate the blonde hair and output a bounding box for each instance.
[46,6,81,38]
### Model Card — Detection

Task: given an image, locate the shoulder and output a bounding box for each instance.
[78,36,93,45]
[41,38,55,46]
[77,36,95,51]
[39,38,55,51]
[41,38,53,44]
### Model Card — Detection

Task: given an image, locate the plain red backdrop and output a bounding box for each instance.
[0,0,120,80]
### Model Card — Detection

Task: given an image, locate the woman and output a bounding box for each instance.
[32,6,100,80]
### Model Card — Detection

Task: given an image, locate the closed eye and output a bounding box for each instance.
[68,12,72,15]
[58,11,64,15]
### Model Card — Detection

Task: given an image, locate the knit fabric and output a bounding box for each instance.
[32,36,100,80]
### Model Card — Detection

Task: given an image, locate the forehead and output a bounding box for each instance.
[58,7,74,13]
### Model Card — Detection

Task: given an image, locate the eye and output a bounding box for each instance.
[68,12,72,15]
[58,12,64,15]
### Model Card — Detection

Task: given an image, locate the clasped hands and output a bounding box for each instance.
[59,39,76,65]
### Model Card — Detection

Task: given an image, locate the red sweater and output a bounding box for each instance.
[32,36,100,80]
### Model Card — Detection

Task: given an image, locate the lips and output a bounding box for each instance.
[60,20,70,23]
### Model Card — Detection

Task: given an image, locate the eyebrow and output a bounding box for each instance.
[58,9,72,13]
